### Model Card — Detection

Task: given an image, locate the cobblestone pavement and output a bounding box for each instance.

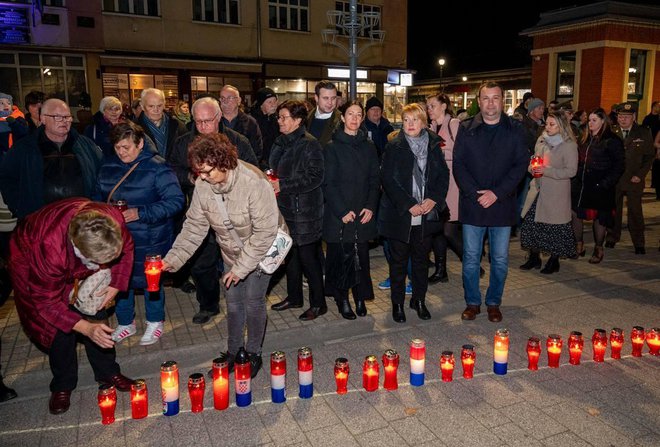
[0,195,658,446]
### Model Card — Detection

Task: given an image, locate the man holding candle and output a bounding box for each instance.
[8,198,135,415]
[453,81,529,322]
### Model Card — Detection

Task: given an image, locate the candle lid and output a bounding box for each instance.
[364,355,378,365]
[115,199,127,205]
[611,327,623,336]
[335,357,349,367]
[188,373,205,385]
[548,334,561,341]
[527,336,540,345]
[298,347,312,358]
[160,360,178,371]
[410,338,425,348]
[569,331,583,337]
[383,349,399,359]
[213,353,228,368]
[593,328,606,335]
[461,344,475,351]
[495,328,510,337]
[131,379,146,391]
[98,383,116,395]
[632,326,644,332]
[271,351,286,362]
[146,254,162,262]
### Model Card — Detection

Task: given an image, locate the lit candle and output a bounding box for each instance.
[530,155,543,178]
[144,254,163,292]
[609,328,624,360]
[526,337,541,371]
[647,328,660,356]
[630,326,645,357]
[382,349,399,391]
[234,348,252,407]
[98,384,117,425]
[270,351,287,404]
[212,355,229,410]
[546,334,562,368]
[409,339,426,386]
[592,329,607,363]
[493,329,510,375]
[160,360,179,416]
[460,344,475,379]
[188,373,205,413]
[568,331,584,365]
[298,347,313,399]
[440,351,455,382]
[130,379,148,419]
[334,358,349,395]
[362,355,379,392]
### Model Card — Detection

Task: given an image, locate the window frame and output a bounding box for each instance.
[268,0,310,33]
[102,0,161,17]
[555,51,576,99]
[192,0,241,25]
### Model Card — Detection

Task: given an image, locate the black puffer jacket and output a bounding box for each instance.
[269,125,324,246]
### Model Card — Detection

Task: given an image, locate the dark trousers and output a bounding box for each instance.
[652,159,660,199]
[432,221,463,263]
[48,329,120,392]
[326,241,374,303]
[389,226,432,305]
[190,230,221,313]
[609,187,645,248]
[286,241,326,308]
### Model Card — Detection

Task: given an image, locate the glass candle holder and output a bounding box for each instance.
[98,384,117,425]
[362,355,379,392]
[530,155,543,177]
[130,379,148,419]
[647,328,660,356]
[409,339,426,386]
[460,345,475,379]
[270,351,287,404]
[160,360,179,416]
[298,347,313,398]
[609,328,624,360]
[546,334,562,368]
[592,329,607,363]
[144,254,163,292]
[440,351,455,382]
[568,331,584,365]
[630,326,645,357]
[526,337,541,371]
[212,355,229,410]
[234,348,252,407]
[334,358,349,395]
[382,349,399,391]
[114,199,128,212]
[493,329,510,375]
[188,373,205,413]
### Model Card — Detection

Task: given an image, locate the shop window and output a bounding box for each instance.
[627,49,646,101]
[334,1,381,38]
[45,0,66,6]
[268,0,309,32]
[103,0,160,17]
[193,0,240,24]
[555,52,575,98]
[0,68,19,105]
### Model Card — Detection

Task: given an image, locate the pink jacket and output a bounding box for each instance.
[431,115,461,221]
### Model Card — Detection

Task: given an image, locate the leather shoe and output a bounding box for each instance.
[410,299,431,320]
[271,299,303,311]
[461,305,480,320]
[49,390,72,415]
[392,303,406,323]
[299,306,327,321]
[99,373,134,392]
[487,306,503,322]
[634,247,646,255]
[428,269,448,284]
[0,378,17,402]
[605,240,616,248]
[354,300,367,317]
[337,300,356,320]
[192,309,219,324]
[248,352,263,379]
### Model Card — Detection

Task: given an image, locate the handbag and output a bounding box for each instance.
[69,269,112,316]
[214,194,292,275]
[326,226,361,290]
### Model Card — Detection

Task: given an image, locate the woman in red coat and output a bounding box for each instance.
[9,198,135,415]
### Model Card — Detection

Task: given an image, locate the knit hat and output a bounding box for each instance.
[0,93,12,118]
[255,87,277,107]
[0,93,12,104]
[365,96,384,112]
[527,98,545,113]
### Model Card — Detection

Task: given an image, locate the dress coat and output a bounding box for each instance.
[9,198,134,349]
[611,123,655,192]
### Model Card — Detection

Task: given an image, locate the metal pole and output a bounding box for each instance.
[349,0,358,100]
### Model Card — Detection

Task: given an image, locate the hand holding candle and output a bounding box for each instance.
[530,155,544,178]
[144,254,163,292]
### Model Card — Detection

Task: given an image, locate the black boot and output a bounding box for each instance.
[337,300,356,320]
[540,255,560,274]
[354,299,367,317]
[392,303,406,323]
[520,251,541,270]
[248,352,263,379]
[428,256,448,284]
[410,299,431,320]
[0,375,17,402]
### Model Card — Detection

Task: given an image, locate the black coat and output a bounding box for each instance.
[269,125,324,246]
[377,129,449,243]
[84,111,115,157]
[453,113,529,227]
[571,130,625,211]
[221,111,263,161]
[322,127,379,243]
[250,108,280,169]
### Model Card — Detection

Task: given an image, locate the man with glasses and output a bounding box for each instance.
[168,96,257,324]
[306,80,341,146]
[220,85,263,162]
[136,88,185,159]
[0,99,102,220]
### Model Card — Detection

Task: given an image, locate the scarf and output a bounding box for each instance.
[73,244,100,271]
[174,110,190,125]
[143,116,169,156]
[543,133,564,148]
[405,131,429,203]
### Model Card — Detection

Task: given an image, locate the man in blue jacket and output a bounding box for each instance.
[453,81,529,322]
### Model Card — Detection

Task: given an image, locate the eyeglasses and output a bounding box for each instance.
[219,96,238,103]
[43,114,73,122]
[194,112,219,127]
[194,166,216,177]
[277,114,293,121]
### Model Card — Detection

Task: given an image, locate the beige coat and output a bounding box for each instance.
[164,161,281,279]
[522,135,578,224]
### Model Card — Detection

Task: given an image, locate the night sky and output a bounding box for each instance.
[407,0,658,80]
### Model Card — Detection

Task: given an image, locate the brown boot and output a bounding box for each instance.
[461,305,480,320]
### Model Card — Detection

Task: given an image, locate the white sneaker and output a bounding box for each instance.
[111,323,136,343]
[139,321,164,346]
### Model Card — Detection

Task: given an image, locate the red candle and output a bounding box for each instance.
[334,358,349,395]
[647,328,660,356]
[144,254,163,292]
[188,373,205,413]
[440,351,455,382]
[212,355,230,410]
[266,169,279,196]
[530,155,543,178]
[546,334,562,368]
[130,379,148,419]
[592,329,607,362]
[362,355,379,392]
[630,326,645,357]
[98,384,117,425]
[526,337,541,371]
[114,199,128,212]
[270,351,286,404]
[609,328,624,360]
[568,331,584,365]
[382,349,399,391]
[460,345,475,379]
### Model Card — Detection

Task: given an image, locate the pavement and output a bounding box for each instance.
[0,194,659,447]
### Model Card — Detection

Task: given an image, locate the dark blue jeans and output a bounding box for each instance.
[462,225,510,307]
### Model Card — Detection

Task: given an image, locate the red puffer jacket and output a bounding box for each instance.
[9,198,134,349]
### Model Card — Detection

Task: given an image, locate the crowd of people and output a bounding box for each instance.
[0,82,658,415]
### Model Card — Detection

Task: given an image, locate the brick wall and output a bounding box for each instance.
[534,23,660,49]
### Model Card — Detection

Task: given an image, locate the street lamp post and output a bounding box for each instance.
[438,58,446,92]
[321,0,386,100]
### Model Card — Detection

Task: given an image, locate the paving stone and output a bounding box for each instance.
[504,401,566,440]
[204,406,271,446]
[286,398,340,432]
[390,415,438,445]
[540,431,591,447]
[170,412,212,446]
[305,424,359,447]
[324,392,389,435]
[491,422,544,447]
[464,401,512,429]
[416,403,502,447]
[257,404,308,446]
[354,426,408,447]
